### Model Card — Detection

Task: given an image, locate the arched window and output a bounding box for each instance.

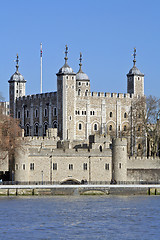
[138,144,141,150]
[78,89,81,96]
[79,123,82,130]
[85,90,88,96]
[35,124,39,136]
[35,109,38,118]
[99,145,102,152]
[53,121,57,128]
[26,125,30,136]
[124,112,127,118]
[26,110,29,118]
[44,108,48,117]
[138,126,141,131]
[124,125,127,131]
[109,125,112,131]
[110,112,112,118]
[53,107,57,116]
[94,124,98,131]
[44,123,48,135]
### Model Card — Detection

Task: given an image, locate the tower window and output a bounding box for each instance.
[94,124,98,131]
[119,163,122,169]
[18,111,21,119]
[53,107,57,116]
[79,123,82,130]
[26,110,29,118]
[83,163,87,170]
[124,112,127,118]
[86,82,89,86]
[85,90,88,96]
[53,163,57,170]
[44,123,48,135]
[138,126,141,131]
[44,108,48,117]
[30,163,34,170]
[124,125,127,131]
[26,125,30,136]
[79,82,81,86]
[16,90,18,93]
[110,112,112,118]
[138,144,141,150]
[105,163,109,170]
[78,89,81,96]
[69,164,73,170]
[35,109,38,118]
[53,121,57,128]
[35,124,39,136]
[109,125,112,131]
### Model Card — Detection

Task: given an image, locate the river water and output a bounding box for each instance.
[0,195,160,240]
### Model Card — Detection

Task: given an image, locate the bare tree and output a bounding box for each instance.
[129,95,160,157]
[0,101,22,180]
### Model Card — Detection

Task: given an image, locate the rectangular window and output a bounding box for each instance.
[15,164,18,170]
[22,164,25,170]
[53,163,57,170]
[83,163,87,170]
[30,163,34,170]
[105,163,109,170]
[26,110,29,118]
[18,111,21,118]
[69,164,73,170]
[54,107,57,116]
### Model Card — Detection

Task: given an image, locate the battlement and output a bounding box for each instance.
[89,92,140,99]
[128,156,160,161]
[16,92,57,102]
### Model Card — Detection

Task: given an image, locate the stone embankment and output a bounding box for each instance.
[0,185,160,196]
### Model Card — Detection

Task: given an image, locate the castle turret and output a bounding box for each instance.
[76,52,90,96]
[112,138,127,182]
[127,48,144,96]
[8,54,26,118]
[56,45,76,140]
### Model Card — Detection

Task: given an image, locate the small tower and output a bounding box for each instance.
[112,138,127,182]
[76,53,90,96]
[8,54,26,118]
[56,45,76,140]
[127,48,144,96]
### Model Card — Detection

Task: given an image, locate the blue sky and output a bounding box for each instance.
[0,0,160,100]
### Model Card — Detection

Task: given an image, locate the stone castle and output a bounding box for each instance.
[4,46,160,184]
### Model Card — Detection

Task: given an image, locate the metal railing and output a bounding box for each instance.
[1,180,160,185]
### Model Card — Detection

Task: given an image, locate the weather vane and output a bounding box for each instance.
[132,48,136,66]
[14,53,20,72]
[64,45,68,63]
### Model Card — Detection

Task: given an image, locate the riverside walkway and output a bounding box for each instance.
[0,184,159,195]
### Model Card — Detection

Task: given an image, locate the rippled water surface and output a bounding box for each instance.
[0,195,160,239]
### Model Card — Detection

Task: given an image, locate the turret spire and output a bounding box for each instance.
[132,48,136,66]
[15,53,19,72]
[79,52,83,72]
[64,45,68,64]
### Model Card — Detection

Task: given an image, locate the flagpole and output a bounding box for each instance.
[40,43,42,93]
